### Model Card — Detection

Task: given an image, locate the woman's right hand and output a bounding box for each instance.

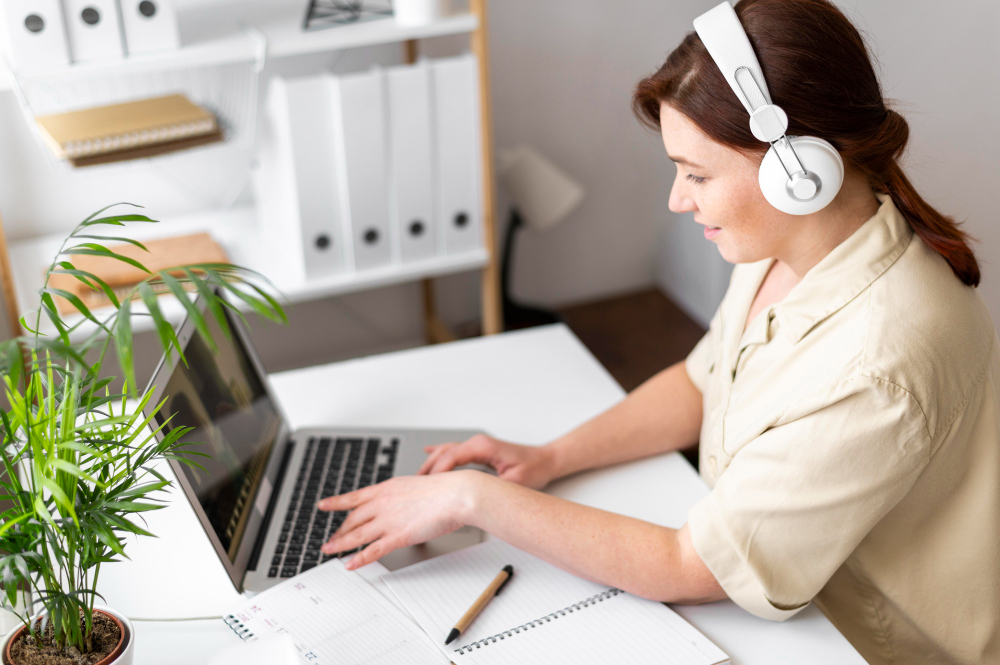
[417,434,557,490]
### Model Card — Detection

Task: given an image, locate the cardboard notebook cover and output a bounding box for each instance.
[47,232,230,315]
[35,94,219,161]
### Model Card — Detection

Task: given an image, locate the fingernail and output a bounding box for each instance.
[322,543,334,554]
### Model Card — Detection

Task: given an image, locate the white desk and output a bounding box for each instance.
[104,324,865,664]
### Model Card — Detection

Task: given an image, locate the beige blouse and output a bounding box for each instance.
[685,195,1000,665]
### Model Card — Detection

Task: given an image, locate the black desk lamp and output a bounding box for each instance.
[497,145,585,330]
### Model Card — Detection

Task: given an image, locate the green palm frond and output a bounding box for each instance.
[0,204,286,651]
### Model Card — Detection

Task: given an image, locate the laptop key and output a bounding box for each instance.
[287,545,302,555]
[300,562,317,572]
[280,567,296,578]
[303,551,319,562]
[275,544,284,554]
[268,567,278,578]
[278,532,288,543]
[271,555,282,566]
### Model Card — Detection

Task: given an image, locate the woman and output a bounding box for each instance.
[318,1,1000,662]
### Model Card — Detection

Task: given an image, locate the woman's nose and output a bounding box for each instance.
[668,181,697,214]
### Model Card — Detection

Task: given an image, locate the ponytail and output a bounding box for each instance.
[846,109,980,287]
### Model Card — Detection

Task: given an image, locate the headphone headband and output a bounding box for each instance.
[692,1,771,115]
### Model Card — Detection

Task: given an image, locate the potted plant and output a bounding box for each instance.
[0,204,284,664]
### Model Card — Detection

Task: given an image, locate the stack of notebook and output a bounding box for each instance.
[35,94,222,167]
[46,232,229,315]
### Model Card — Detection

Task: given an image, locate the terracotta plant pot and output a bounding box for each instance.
[1,607,134,665]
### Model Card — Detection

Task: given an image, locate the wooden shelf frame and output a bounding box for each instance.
[0,1,504,346]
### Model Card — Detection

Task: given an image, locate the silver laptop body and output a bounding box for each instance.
[143,295,482,594]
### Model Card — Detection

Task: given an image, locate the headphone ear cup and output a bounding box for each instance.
[758,136,844,215]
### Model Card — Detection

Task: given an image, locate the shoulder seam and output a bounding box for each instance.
[856,373,932,455]
[935,333,996,451]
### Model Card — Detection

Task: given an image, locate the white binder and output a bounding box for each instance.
[255,75,348,283]
[63,0,125,63]
[118,0,180,55]
[331,68,392,272]
[0,0,70,73]
[386,60,437,264]
[431,53,484,255]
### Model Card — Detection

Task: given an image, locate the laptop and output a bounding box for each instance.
[143,293,483,593]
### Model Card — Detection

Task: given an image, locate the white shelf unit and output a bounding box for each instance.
[0,0,502,345]
[10,207,489,340]
[0,6,478,91]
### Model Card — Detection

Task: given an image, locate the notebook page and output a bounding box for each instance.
[223,559,447,665]
[383,540,608,647]
[447,591,728,665]
[383,540,728,665]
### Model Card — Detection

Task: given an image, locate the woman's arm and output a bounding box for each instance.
[319,470,725,604]
[546,360,704,479]
[420,361,704,486]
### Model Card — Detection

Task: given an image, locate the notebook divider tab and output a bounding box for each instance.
[453,588,621,655]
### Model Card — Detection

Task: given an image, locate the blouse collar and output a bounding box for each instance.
[775,193,913,343]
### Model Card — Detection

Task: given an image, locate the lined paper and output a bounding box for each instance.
[383,540,729,665]
[224,560,447,665]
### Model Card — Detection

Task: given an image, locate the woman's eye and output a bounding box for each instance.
[686,173,707,185]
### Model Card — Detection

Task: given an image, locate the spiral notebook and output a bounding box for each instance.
[222,559,446,665]
[383,540,729,665]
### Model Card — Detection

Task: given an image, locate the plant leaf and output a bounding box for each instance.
[114,298,136,394]
[63,246,150,274]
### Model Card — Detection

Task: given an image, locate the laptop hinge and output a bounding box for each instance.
[247,439,294,572]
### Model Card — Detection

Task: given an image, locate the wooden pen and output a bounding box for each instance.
[445,564,515,645]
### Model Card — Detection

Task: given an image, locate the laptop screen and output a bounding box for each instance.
[152,307,282,562]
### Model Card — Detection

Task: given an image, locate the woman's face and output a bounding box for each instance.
[659,103,792,264]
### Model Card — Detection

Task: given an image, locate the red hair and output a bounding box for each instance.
[633,0,979,287]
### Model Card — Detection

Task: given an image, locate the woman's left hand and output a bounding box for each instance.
[317,470,482,570]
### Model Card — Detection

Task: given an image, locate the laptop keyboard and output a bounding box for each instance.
[268,436,398,578]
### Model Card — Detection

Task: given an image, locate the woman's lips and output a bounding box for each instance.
[704,226,722,240]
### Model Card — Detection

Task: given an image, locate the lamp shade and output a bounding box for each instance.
[498,145,584,232]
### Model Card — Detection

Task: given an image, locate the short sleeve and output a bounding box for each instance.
[685,308,720,393]
[687,376,931,620]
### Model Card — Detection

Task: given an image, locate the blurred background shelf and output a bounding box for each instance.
[10,205,489,340]
[0,0,501,363]
[0,1,478,91]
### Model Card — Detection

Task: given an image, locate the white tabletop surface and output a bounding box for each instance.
[99,324,865,664]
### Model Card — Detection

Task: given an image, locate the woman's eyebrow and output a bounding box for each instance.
[668,155,703,167]
[667,154,704,169]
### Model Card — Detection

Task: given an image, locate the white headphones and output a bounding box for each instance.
[693,1,844,215]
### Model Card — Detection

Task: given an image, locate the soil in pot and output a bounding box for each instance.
[7,613,121,665]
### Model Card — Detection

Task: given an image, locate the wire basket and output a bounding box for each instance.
[303,0,394,31]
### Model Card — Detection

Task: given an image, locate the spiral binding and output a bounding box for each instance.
[453,588,622,655]
[223,614,259,643]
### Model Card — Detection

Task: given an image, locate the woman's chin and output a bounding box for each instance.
[715,243,754,265]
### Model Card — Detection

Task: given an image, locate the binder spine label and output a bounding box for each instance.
[453,588,622,655]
